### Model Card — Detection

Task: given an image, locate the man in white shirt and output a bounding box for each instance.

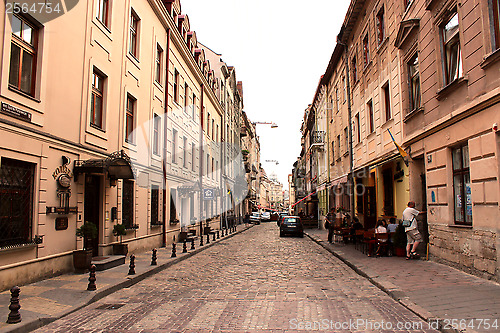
[402,201,423,259]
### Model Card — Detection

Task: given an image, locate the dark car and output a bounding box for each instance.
[279,216,304,237]
[277,212,287,226]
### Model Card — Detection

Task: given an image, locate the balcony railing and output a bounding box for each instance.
[311,131,325,144]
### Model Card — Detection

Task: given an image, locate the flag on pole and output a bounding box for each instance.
[388,129,409,167]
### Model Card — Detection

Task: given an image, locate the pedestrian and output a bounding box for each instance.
[325,208,335,243]
[402,201,424,260]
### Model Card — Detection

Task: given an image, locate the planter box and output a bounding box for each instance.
[73,249,92,272]
[113,243,128,255]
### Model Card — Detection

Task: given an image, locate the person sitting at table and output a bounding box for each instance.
[386,217,398,233]
[368,220,387,257]
[349,217,363,243]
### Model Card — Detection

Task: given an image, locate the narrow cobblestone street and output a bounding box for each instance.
[36,224,438,332]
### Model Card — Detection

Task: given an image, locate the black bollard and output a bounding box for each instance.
[217,230,220,239]
[87,265,97,291]
[128,254,136,275]
[182,239,187,253]
[213,232,216,242]
[171,242,177,258]
[200,233,204,246]
[206,233,210,244]
[6,286,21,324]
[151,248,157,265]
[191,238,195,250]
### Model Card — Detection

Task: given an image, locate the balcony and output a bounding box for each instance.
[311,131,325,144]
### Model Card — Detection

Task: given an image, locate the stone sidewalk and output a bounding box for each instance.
[0,225,252,333]
[306,228,500,333]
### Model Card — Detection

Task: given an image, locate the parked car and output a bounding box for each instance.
[249,212,261,224]
[261,211,271,221]
[277,212,288,226]
[279,216,304,237]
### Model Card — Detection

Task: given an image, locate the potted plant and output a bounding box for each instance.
[392,223,407,257]
[112,224,128,255]
[73,221,98,271]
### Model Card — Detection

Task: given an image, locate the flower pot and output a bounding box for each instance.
[73,249,92,272]
[113,243,128,255]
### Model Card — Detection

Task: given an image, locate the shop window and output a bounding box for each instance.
[9,14,38,96]
[122,180,134,228]
[452,145,472,225]
[0,158,34,247]
[441,10,462,85]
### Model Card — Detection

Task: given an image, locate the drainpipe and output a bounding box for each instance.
[339,41,355,224]
[162,28,171,247]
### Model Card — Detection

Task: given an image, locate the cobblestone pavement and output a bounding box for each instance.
[36,223,438,332]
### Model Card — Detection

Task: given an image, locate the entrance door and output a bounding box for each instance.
[382,168,394,216]
[84,175,101,257]
[364,186,377,229]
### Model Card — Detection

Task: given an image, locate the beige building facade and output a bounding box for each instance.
[0,0,244,290]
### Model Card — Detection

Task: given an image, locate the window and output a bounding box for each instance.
[216,125,219,142]
[184,83,189,111]
[9,14,38,96]
[211,157,214,178]
[493,0,500,49]
[122,180,134,228]
[191,143,196,171]
[173,70,179,104]
[207,113,210,135]
[151,185,160,225]
[344,127,348,153]
[376,7,385,45]
[0,158,34,247]
[363,35,370,66]
[96,0,109,28]
[129,10,139,58]
[192,93,196,119]
[155,45,162,84]
[206,154,210,176]
[355,113,361,143]
[153,114,161,155]
[342,76,347,102]
[442,10,462,85]
[408,53,421,112]
[212,119,215,139]
[452,145,471,225]
[91,69,105,129]
[172,129,177,163]
[170,189,177,221]
[351,56,357,82]
[383,83,391,121]
[337,135,341,159]
[367,100,374,133]
[125,95,136,143]
[183,137,187,168]
[335,87,339,112]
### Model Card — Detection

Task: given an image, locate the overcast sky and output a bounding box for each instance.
[181,0,351,188]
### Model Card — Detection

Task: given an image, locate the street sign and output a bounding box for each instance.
[203,188,215,200]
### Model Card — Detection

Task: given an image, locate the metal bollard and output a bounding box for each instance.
[213,232,216,242]
[87,264,97,291]
[171,242,177,258]
[6,286,21,324]
[206,233,210,244]
[182,239,187,253]
[217,230,220,239]
[128,254,136,275]
[151,248,157,265]
[191,238,195,250]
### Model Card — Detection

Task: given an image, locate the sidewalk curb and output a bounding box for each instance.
[305,232,480,333]
[3,225,254,333]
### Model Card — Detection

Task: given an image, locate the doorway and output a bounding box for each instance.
[84,175,101,257]
[364,186,377,229]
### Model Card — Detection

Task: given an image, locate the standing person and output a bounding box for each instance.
[325,208,335,243]
[402,201,424,260]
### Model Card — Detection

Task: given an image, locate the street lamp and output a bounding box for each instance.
[252,121,278,128]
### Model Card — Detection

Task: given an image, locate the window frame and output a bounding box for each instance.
[155,44,163,84]
[376,6,385,46]
[441,8,462,86]
[153,113,161,156]
[382,83,391,121]
[129,9,139,58]
[9,14,38,97]
[363,34,370,66]
[125,94,136,144]
[408,52,421,113]
[91,69,105,130]
[96,0,110,28]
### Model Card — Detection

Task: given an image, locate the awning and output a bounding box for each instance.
[74,150,135,180]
